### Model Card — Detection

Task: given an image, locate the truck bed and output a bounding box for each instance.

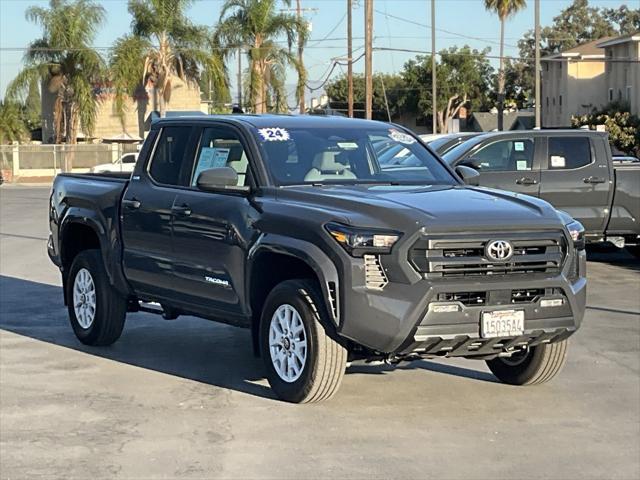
[607,163,640,235]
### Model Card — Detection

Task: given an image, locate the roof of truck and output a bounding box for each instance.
[151,114,400,130]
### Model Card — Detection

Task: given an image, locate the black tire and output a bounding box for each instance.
[260,279,347,403]
[66,249,126,346]
[626,246,640,259]
[486,339,568,386]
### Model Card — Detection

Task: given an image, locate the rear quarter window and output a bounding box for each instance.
[548,137,592,169]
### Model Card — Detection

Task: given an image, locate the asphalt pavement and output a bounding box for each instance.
[1,185,639,479]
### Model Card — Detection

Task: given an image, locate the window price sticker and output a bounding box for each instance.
[258,127,290,142]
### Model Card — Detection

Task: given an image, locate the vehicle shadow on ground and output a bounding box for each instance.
[586,247,640,273]
[0,275,503,398]
[0,275,275,400]
[347,361,498,383]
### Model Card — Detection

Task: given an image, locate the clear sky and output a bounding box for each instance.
[0,0,633,101]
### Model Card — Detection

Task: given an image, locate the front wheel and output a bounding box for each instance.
[486,339,568,386]
[260,279,347,403]
[66,249,127,346]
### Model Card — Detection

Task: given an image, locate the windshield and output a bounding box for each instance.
[252,126,457,186]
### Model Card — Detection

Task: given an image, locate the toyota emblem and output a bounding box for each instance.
[486,240,514,261]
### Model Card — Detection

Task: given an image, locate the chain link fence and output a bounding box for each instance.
[0,143,140,183]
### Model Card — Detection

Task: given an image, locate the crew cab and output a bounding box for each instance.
[442,130,640,256]
[48,116,587,403]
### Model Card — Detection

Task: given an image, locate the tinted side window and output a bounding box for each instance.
[548,137,591,169]
[148,126,192,185]
[191,127,250,187]
[471,139,534,171]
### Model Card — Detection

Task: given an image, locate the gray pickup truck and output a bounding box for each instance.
[441,130,640,256]
[48,116,587,403]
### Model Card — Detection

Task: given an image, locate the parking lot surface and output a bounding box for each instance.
[1,185,639,479]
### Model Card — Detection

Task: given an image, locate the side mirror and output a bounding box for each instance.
[459,158,482,170]
[456,165,480,186]
[196,167,242,192]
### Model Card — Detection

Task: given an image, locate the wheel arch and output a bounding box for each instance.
[247,235,341,355]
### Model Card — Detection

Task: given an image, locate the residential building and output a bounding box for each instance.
[541,38,611,128]
[598,33,640,115]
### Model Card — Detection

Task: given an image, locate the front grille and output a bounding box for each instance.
[410,231,567,278]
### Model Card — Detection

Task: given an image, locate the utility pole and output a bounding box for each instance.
[237,47,242,111]
[431,0,437,133]
[347,0,354,118]
[534,0,541,128]
[364,0,373,120]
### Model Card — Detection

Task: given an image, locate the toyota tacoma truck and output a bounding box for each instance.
[48,115,587,403]
[441,130,640,256]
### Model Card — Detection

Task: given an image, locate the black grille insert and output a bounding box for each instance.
[410,232,567,277]
[437,291,487,306]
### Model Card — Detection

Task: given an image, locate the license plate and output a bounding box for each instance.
[481,310,524,338]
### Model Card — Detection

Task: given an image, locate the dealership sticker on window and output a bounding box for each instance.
[516,160,529,171]
[389,129,416,145]
[551,155,566,168]
[258,127,290,142]
[337,142,359,150]
[514,141,525,152]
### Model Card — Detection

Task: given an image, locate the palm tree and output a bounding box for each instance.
[0,101,27,144]
[215,0,308,114]
[110,0,228,120]
[484,0,527,130]
[7,0,106,144]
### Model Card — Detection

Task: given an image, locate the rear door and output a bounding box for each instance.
[459,137,541,196]
[538,136,612,234]
[121,125,197,300]
[169,124,257,324]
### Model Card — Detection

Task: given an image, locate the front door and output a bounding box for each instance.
[121,125,196,300]
[169,125,257,323]
[461,137,541,196]
[538,136,612,234]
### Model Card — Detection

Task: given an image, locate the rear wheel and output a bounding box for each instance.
[260,279,347,403]
[66,250,126,346]
[486,339,568,385]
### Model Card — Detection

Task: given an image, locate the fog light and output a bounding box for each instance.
[540,298,564,308]
[431,304,460,313]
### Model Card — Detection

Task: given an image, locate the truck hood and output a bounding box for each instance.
[275,184,563,232]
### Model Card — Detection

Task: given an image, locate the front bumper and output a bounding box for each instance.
[337,249,587,356]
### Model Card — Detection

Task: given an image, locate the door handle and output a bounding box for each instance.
[583,176,606,184]
[516,177,538,185]
[122,198,141,209]
[172,203,192,216]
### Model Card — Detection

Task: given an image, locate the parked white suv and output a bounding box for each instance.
[90,153,138,173]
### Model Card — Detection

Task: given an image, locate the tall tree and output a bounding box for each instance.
[401,46,494,133]
[110,0,228,120]
[7,0,106,144]
[484,0,527,131]
[214,0,308,114]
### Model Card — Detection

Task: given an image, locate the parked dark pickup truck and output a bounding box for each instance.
[442,130,640,256]
[49,116,587,403]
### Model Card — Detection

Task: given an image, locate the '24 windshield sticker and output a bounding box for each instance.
[258,127,290,142]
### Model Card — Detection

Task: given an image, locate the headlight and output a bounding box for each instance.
[325,222,401,256]
[565,219,585,250]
